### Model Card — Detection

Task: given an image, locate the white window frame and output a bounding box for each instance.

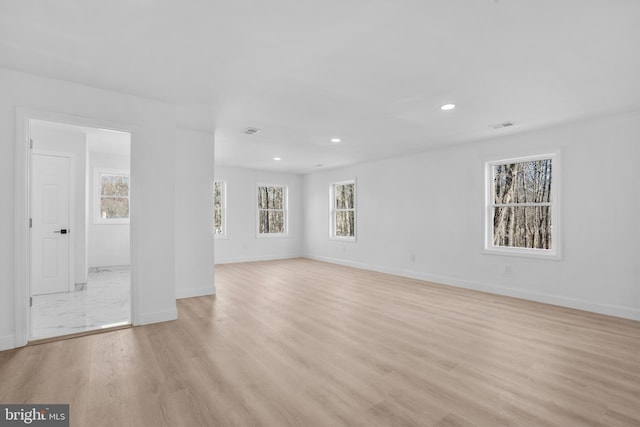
[256,183,288,238]
[94,168,130,225]
[214,179,227,238]
[330,179,357,242]
[484,153,560,259]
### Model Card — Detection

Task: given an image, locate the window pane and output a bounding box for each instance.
[101,175,129,197]
[273,187,284,209]
[335,185,343,209]
[100,197,129,219]
[259,210,268,233]
[257,186,284,209]
[214,207,222,234]
[265,186,283,209]
[214,182,222,209]
[493,206,552,249]
[335,183,354,209]
[335,210,355,237]
[267,187,275,209]
[257,187,267,209]
[269,210,284,233]
[493,159,552,204]
[259,210,285,234]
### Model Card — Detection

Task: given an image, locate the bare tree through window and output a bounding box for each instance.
[491,158,553,250]
[332,181,355,238]
[257,185,286,234]
[214,181,225,235]
[100,173,129,219]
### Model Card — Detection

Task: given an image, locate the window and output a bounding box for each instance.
[257,184,287,236]
[214,180,226,237]
[95,169,129,224]
[485,154,558,257]
[330,180,356,240]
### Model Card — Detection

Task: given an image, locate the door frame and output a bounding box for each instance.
[14,107,136,347]
[31,150,76,295]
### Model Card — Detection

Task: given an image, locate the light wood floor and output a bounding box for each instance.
[1,258,639,426]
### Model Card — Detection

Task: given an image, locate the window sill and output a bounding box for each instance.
[483,246,560,260]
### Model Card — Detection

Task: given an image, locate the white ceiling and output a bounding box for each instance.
[2,1,639,174]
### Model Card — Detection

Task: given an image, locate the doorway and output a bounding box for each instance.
[28,119,132,340]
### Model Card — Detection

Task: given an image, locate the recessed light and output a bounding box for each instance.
[440,104,455,111]
[273,157,281,161]
[330,138,341,143]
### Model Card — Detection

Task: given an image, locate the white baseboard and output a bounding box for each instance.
[0,335,15,351]
[135,307,178,326]
[305,254,640,321]
[176,286,216,300]
[215,253,302,265]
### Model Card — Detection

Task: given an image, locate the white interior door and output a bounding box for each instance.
[31,153,72,295]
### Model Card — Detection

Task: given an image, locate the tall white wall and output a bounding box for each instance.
[88,150,130,268]
[175,128,215,299]
[30,125,88,284]
[1,67,178,350]
[214,166,303,263]
[303,111,640,320]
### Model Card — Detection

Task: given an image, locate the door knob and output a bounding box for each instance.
[54,229,69,234]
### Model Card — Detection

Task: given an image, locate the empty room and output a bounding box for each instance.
[1,1,639,426]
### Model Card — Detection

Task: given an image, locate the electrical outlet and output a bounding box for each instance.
[410,254,416,262]
[504,265,512,275]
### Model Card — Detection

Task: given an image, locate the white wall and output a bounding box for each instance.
[1,67,179,350]
[30,125,88,285]
[303,111,640,320]
[88,150,130,268]
[175,128,215,299]
[214,166,303,263]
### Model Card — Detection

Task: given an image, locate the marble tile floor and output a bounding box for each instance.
[31,266,131,340]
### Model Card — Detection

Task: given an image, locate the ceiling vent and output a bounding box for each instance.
[242,127,261,135]
[490,121,515,129]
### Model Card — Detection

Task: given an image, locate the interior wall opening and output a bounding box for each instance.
[29,119,132,340]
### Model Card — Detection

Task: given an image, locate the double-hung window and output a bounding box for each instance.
[485,154,558,257]
[214,180,226,237]
[330,180,356,240]
[95,169,129,224]
[257,184,287,236]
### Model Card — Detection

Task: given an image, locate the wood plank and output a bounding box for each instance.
[1,258,638,426]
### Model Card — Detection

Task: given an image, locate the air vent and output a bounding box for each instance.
[490,121,515,129]
[242,127,261,135]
